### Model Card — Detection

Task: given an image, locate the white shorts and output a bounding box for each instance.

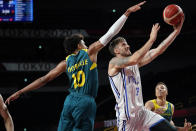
[117,107,165,131]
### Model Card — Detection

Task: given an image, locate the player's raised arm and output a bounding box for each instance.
[109,23,159,70]
[5,61,67,105]
[138,15,184,67]
[87,1,146,62]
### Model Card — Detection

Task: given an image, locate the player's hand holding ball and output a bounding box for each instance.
[163,4,185,32]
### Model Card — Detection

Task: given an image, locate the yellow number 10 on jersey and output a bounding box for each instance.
[72,70,85,89]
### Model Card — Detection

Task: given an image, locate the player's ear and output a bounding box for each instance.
[114,47,119,54]
[77,43,83,50]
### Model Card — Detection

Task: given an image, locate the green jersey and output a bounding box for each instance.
[65,49,98,98]
[151,99,173,122]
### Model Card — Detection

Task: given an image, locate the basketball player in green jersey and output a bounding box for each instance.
[145,82,191,130]
[145,82,174,123]
[5,1,146,130]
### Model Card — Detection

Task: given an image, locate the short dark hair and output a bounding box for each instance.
[63,34,84,54]
[156,82,168,90]
[109,37,125,56]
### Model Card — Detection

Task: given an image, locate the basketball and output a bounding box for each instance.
[163,4,184,26]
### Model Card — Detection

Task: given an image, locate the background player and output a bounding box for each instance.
[145,82,192,130]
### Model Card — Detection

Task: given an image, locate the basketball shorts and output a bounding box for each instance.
[58,92,96,131]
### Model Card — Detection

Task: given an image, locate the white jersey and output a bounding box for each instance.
[109,65,143,119]
[109,65,164,131]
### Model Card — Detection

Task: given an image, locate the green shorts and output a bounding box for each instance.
[58,92,96,131]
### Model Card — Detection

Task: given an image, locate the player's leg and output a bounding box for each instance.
[142,108,177,131]
[57,95,74,131]
[72,94,96,131]
[150,119,177,131]
[117,119,129,131]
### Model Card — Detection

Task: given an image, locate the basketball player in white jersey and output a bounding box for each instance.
[108,15,190,130]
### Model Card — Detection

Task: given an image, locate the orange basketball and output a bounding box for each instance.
[163,4,184,26]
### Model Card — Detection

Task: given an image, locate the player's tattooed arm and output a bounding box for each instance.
[138,48,158,67]
[109,41,156,70]
[138,30,179,68]
[110,56,133,69]
[138,17,184,68]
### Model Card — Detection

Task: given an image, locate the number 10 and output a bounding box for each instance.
[72,70,85,89]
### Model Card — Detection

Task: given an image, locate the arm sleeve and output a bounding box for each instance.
[99,14,128,46]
